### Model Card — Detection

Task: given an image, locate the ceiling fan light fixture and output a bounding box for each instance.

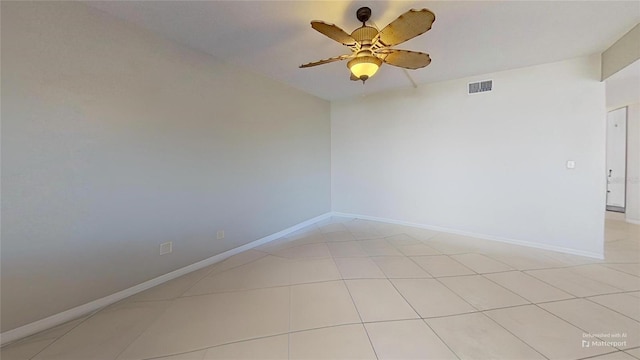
[348,55,382,81]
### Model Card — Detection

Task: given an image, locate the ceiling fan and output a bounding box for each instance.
[300,6,436,83]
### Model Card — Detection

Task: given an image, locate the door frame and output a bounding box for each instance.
[605,106,628,213]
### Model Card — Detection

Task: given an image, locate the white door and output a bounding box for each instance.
[606,107,627,211]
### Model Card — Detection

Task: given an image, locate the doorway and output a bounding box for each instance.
[606,107,627,212]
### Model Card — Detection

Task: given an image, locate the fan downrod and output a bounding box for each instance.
[356,7,372,24]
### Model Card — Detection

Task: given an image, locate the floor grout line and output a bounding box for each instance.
[578,349,630,360]
[328,235,380,360]
[386,277,462,359]
[582,296,640,325]
[140,332,292,360]
[532,302,627,352]
[476,309,551,360]
[21,311,100,360]
[523,267,637,298]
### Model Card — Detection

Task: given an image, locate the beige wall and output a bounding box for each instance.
[602,23,640,80]
[1,2,330,332]
[332,55,606,257]
[625,104,640,223]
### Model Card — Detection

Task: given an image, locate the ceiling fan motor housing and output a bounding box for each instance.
[351,26,378,43]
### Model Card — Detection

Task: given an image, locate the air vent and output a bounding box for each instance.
[468,80,493,94]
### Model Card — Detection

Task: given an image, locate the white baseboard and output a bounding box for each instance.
[332,212,604,259]
[626,218,640,225]
[0,212,332,346]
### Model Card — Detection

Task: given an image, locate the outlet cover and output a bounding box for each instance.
[217,231,225,240]
[159,241,172,255]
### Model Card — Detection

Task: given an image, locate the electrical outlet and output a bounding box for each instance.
[159,241,172,255]
[217,230,225,240]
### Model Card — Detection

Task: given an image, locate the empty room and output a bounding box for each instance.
[1,1,639,359]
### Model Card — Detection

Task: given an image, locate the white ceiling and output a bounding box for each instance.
[87,1,639,101]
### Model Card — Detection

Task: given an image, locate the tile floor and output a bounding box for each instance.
[2,217,639,360]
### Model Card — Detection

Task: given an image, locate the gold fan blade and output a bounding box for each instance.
[377,9,435,47]
[311,21,357,46]
[299,54,352,68]
[378,49,431,69]
[350,73,359,81]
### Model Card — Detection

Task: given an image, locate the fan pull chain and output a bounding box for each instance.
[403,69,418,88]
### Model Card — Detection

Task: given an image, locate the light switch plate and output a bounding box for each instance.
[566,160,576,169]
[160,241,172,255]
